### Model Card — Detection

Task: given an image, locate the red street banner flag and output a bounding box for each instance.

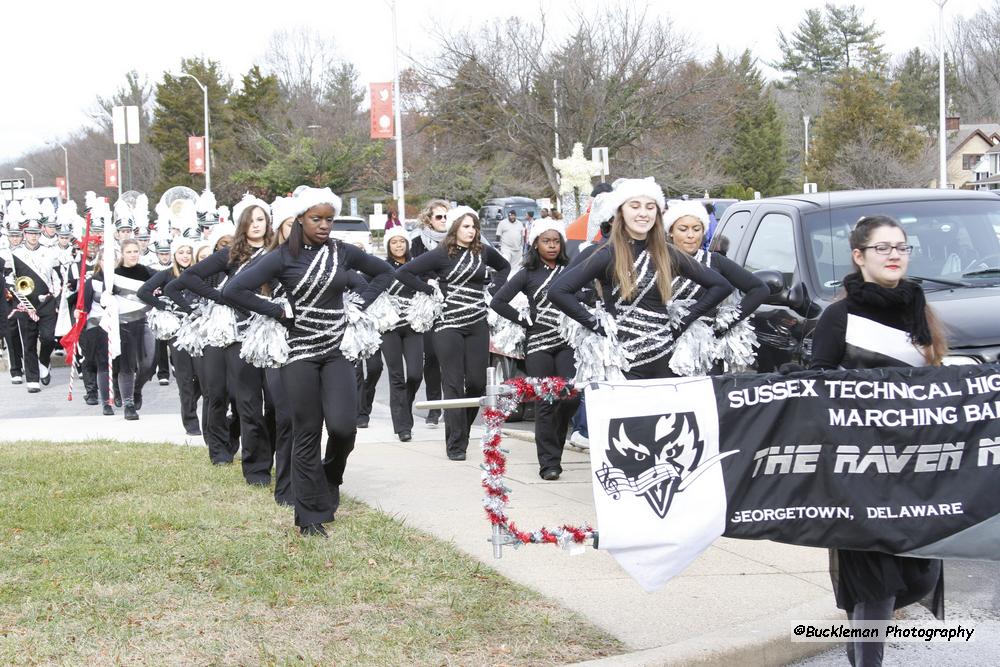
[55,177,67,202]
[370,82,394,139]
[104,160,119,188]
[188,136,206,174]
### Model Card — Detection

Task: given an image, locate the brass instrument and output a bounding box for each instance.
[14,275,35,296]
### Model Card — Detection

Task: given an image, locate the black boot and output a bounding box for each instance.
[123,401,139,421]
[299,523,328,538]
[103,404,115,416]
[84,393,98,406]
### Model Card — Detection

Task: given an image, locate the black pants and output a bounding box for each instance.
[155,339,170,380]
[422,330,442,419]
[225,343,273,485]
[525,346,579,475]
[381,326,423,433]
[434,319,489,457]
[280,352,356,527]
[625,355,674,381]
[266,368,294,505]
[16,302,56,383]
[190,354,209,436]
[170,343,201,433]
[4,324,23,377]
[354,354,382,419]
[201,345,236,464]
[845,597,895,667]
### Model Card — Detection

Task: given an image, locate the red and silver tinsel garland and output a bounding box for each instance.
[480,376,596,548]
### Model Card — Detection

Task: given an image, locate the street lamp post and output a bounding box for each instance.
[935,0,949,189]
[13,167,34,188]
[47,142,69,201]
[390,0,405,218]
[177,73,211,192]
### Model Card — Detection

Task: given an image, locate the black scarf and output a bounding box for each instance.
[842,272,932,346]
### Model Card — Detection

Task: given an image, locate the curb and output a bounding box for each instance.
[571,598,842,667]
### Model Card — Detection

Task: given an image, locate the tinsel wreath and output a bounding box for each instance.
[341,291,382,362]
[240,298,291,368]
[406,280,444,333]
[367,291,400,332]
[559,304,632,383]
[200,301,240,347]
[481,376,595,548]
[145,309,181,341]
[173,310,207,357]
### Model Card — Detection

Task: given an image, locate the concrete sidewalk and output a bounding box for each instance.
[0,411,840,666]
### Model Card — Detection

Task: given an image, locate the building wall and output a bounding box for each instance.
[930,134,998,189]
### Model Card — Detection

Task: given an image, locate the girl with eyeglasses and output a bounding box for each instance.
[810,214,947,667]
[410,199,450,427]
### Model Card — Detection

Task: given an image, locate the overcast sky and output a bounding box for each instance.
[1,0,989,164]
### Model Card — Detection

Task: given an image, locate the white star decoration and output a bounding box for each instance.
[553,142,599,195]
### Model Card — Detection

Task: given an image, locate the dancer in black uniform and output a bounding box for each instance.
[138,237,202,435]
[548,178,732,380]
[810,215,947,667]
[491,220,580,480]
[410,199,450,427]
[380,227,423,442]
[223,188,393,536]
[172,205,274,484]
[395,206,511,460]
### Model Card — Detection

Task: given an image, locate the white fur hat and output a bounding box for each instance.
[289,187,342,219]
[527,219,566,247]
[445,205,477,232]
[207,222,236,250]
[269,196,297,231]
[586,192,616,242]
[171,237,196,263]
[231,194,271,227]
[382,226,411,251]
[663,199,710,231]
[604,177,666,217]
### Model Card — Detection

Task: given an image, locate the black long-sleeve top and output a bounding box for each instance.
[393,243,510,331]
[138,268,180,311]
[549,240,732,369]
[809,296,927,370]
[383,257,418,332]
[490,264,569,355]
[173,247,264,312]
[671,250,768,327]
[222,240,393,363]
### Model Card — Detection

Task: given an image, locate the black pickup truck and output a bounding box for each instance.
[709,189,1000,370]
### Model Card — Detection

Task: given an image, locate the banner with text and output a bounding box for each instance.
[587,365,1000,590]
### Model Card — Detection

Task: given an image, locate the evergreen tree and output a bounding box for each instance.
[775,9,838,81]
[324,63,365,123]
[825,3,886,73]
[893,48,961,135]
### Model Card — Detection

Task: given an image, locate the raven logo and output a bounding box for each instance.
[596,413,736,519]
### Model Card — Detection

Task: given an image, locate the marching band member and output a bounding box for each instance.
[172,199,274,486]
[490,219,580,480]
[223,188,393,536]
[379,227,423,442]
[810,215,947,667]
[394,207,511,461]
[548,178,732,380]
[410,199,450,428]
[663,200,768,375]
[2,221,25,385]
[10,218,62,392]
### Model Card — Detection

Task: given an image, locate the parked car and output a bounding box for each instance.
[330,216,373,253]
[709,189,1000,370]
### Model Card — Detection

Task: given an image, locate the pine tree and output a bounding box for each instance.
[775,9,838,81]
[825,3,886,73]
[893,48,961,135]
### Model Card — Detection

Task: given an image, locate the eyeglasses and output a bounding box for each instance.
[433,214,446,221]
[861,243,914,255]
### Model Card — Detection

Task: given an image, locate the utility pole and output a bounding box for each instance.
[391,0,405,217]
[935,0,949,189]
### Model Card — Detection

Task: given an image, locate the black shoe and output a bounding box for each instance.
[541,469,561,481]
[114,397,122,408]
[425,414,440,427]
[85,394,98,406]
[212,459,233,466]
[40,367,51,386]
[124,402,139,421]
[103,405,115,416]
[448,452,467,461]
[299,523,328,538]
[185,428,202,436]
[356,416,369,428]
[247,478,271,488]
[398,431,412,442]
[133,394,143,411]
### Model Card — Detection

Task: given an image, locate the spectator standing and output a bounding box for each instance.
[495,210,526,265]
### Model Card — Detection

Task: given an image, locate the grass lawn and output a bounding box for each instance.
[0,440,623,666]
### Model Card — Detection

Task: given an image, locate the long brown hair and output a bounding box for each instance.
[444,213,482,257]
[608,208,673,303]
[229,205,274,267]
[848,215,948,365]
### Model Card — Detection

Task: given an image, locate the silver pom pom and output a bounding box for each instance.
[240,307,290,368]
[200,301,239,348]
[367,291,401,332]
[341,292,383,362]
[668,318,716,377]
[714,298,742,332]
[406,281,444,333]
[666,298,695,328]
[490,315,525,357]
[173,310,206,357]
[568,305,632,383]
[146,309,181,340]
[715,319,759,372]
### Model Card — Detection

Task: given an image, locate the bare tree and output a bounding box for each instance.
[262,27,341,102]
[828,128,936,189]
[949,1,1000,122]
